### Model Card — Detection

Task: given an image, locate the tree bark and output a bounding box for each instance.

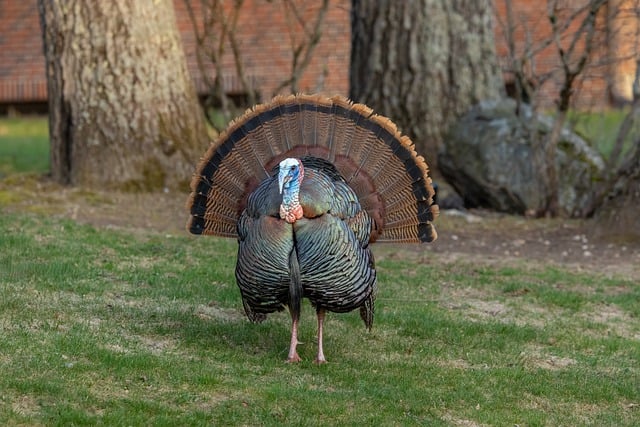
[596,146,640,240]
[38,0,209,190]
[349,0,503,168]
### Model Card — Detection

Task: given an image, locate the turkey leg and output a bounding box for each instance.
[315,308,327,364]
[287,317,302,363]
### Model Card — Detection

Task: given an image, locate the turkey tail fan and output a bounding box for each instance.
[187,93,438,243]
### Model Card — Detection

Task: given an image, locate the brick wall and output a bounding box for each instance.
[494,0,638,109]
[173,0,351,100]
[0,0,350,109]
[0,0,636,111]
[0,0,48,102]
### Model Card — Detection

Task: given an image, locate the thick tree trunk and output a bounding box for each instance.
[38,0,208,190]
[349,0,503,168]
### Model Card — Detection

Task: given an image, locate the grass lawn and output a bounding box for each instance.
[0,115,638,425]
[0,118,49,176]
[0,211,638,425]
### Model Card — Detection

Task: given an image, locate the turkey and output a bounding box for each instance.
[187,94,438,363]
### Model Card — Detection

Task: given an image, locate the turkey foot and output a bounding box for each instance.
[286,353,302,363]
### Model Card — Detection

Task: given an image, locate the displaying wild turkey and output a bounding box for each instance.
[187,94,438,363]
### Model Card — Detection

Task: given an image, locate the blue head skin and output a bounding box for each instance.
[278,158,303,197]
[278,158,304,222]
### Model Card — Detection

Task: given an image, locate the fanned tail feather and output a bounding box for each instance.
[187,94,438,243]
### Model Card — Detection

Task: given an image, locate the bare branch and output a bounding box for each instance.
[223,0,256,106]
[182,0,252,127]
[272,0,329,95]
[549,0,606,112]
[541,0,608,216]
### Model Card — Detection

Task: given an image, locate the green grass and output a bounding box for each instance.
[0,113,638,424]
[0,117,49,176]
[1,212,638,425]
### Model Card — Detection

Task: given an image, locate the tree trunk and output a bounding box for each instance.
[596,147,640,241]
[349,0,503,169]
[38,0,208,190]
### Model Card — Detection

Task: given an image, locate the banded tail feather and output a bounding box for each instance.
[187,94,437,243]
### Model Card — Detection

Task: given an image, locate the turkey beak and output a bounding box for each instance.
[278,171,289,194]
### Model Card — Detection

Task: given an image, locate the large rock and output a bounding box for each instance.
[439,99,605,217]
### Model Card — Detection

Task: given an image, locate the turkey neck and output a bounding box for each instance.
[279,176,303,224]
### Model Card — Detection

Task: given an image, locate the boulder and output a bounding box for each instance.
[439,99,605,217]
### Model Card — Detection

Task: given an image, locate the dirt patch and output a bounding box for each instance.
[580,303,640,340]
[441,413,485,427]
[10,394,40,417]
[195,302,245,322]
[425,210,640,280]
[2,175,639,280]
[519,345,578,370]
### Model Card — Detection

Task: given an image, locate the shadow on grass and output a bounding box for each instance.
[150,304,295,361]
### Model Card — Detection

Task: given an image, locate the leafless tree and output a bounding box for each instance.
[591,2,640,228]
[544,0,607,216]
[498,1,552,113]
[497,0,608,216]
[184,0,254,127]
[183,0,329,129]
[271,0,330,94]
